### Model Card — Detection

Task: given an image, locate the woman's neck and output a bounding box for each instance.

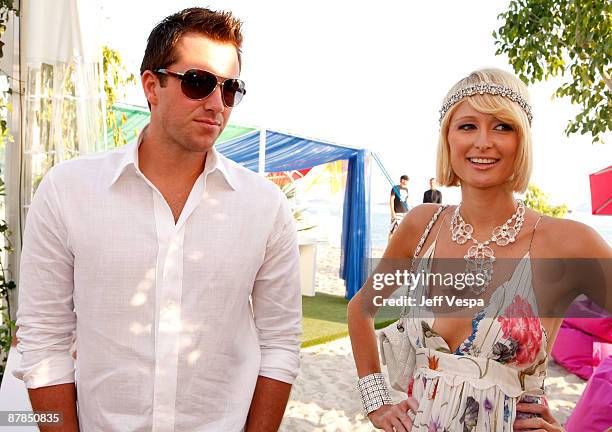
[458,185,518,239]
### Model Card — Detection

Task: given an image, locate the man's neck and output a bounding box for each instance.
[138,126,207,188]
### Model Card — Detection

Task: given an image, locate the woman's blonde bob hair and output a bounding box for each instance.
[436,68,533,193]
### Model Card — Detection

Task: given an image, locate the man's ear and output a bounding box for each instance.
[141,71,160,108]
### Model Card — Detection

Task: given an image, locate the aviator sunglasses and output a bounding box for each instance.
[155,68,246,107]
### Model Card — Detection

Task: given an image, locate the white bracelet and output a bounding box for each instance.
[357,373,393,414]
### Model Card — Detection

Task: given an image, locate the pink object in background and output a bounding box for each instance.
[562,315,612,343]
[552,298,612,380]
[593,342,612,368]
[589,165,612,215]
[552,325,598,380]
[565,356,612,432]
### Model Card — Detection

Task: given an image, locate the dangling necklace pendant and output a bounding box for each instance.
[450,200,525,294]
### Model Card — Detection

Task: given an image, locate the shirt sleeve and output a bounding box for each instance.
[13,169,76,389]
[251,194,302,385]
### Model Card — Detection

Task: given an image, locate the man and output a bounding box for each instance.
[423,177,442,203]
[15,8,301,432]
[389,174,410,237]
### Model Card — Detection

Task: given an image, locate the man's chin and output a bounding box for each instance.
[180,140,215,154]
[187,133,221,150]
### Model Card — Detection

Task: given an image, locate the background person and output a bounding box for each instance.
[422,177,442,203]
[389,174,410,237]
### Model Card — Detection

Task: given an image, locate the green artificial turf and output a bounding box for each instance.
[301,292,398,348]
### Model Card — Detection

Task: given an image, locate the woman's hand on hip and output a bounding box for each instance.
[513,402,564,431]
[368,398,418,432]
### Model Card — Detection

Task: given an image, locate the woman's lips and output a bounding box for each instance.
[467,157,500,170]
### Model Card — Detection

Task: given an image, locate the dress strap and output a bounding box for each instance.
[528,216,543,253]
[432,213,448,244]
[411,205,448,260]
[397,205,447,323]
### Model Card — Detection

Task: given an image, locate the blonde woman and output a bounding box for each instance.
[348,68,612,431]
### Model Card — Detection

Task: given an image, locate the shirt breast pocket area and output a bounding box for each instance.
[185,241,263,298]
[70,214,160,317]
[72,221,158,278]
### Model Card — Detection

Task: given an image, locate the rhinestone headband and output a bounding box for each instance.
[439,82,533,125]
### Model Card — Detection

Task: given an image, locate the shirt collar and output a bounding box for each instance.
[108,125,237,191]
[107,127,144,188]
[202,145,237,191]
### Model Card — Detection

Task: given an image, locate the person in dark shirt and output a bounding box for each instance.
[389,175,409,237]
[423,177,442,203]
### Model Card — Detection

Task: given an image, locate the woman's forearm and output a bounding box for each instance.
[348,295,383,377]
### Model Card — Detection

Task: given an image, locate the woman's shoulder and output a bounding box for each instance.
[409,203,448,220]
[384,204,452,258]
[402,203,453,232]
[530,212,611,258]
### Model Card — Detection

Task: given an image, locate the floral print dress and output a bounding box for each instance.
[403,241,548,432]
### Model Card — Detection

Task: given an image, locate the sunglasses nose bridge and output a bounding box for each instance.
[216,79,237,108]
[202,81,227,109]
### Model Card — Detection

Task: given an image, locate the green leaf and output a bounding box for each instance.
[493,0,612,143]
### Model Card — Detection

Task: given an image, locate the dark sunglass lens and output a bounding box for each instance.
[222,79,245,107]
[181,69,217,99]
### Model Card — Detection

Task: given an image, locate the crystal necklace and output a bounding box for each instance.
[450,200,525,294]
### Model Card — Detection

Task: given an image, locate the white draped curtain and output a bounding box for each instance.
[22,0,105,209]
[0,0,105,319]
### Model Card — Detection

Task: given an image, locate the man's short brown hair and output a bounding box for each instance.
[140,7,243,81]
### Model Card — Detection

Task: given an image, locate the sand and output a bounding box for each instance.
[280,244,587,431]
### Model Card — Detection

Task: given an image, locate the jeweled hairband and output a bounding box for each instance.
[438,83,533,125]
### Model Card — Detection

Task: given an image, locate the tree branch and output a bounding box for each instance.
[601,68,612,93]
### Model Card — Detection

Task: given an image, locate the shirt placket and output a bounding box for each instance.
[151,192,186,431]
[145,170,205,431]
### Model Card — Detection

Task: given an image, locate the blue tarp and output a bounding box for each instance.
[339,150,371,300]
[217,130,371,299]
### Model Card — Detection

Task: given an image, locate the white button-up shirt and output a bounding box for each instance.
[14,131,302,431]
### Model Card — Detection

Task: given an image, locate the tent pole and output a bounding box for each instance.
[4,3,23,322]
[258,127,266,174]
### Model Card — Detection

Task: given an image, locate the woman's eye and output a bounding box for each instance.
[494,123,514,131]
[459,124,476,130]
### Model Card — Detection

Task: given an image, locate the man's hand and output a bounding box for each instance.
[246,376,292,432]
[368,398,418,432]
